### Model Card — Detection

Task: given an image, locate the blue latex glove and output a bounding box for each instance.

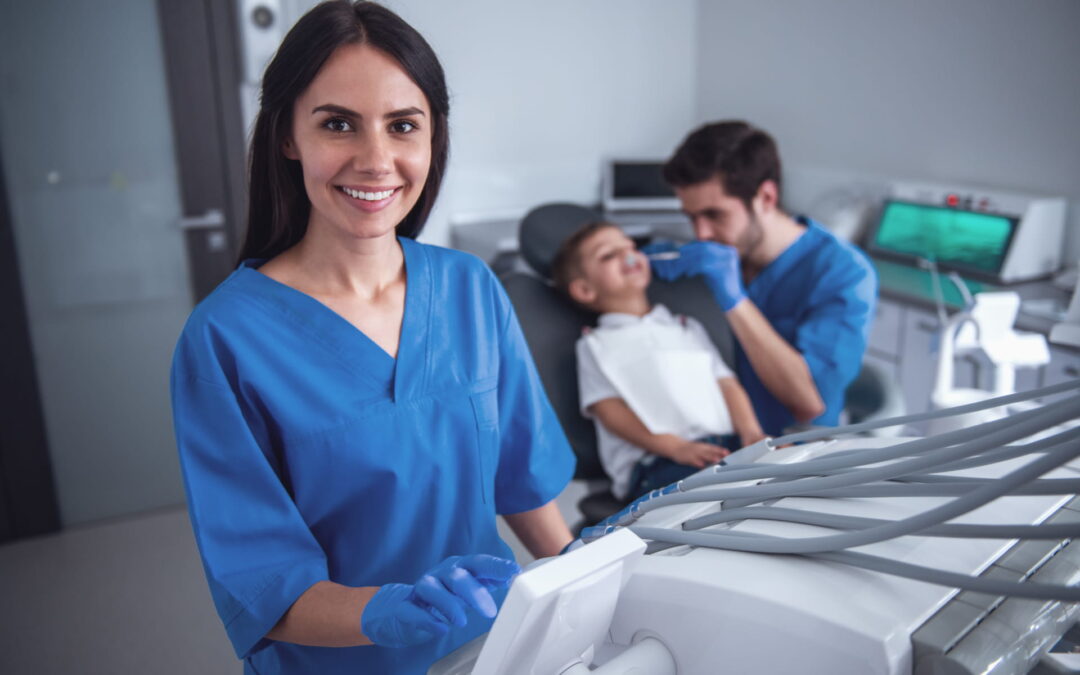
[649,240,747,311]
[640,240,679,258]
[361,554,520,648]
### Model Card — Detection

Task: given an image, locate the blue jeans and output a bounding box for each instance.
[627,434,740,499]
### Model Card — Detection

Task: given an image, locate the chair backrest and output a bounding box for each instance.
[519,202,601,279]
[500,203,733,481]
[502,272,605,479]
[844,359,906,430]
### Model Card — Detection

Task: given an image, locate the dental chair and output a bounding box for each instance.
[499,203,735,531]
[841,359,907,433]
[499,203,900,529]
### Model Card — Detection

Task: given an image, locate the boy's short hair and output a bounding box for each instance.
[550,220,621,294]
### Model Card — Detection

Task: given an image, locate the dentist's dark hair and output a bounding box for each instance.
[663,120,782,211]
[238,0,449,262]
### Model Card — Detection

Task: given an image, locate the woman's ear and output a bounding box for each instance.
[568,278,596,306]
[282,137,299,160]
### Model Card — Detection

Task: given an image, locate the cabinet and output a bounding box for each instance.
[867,300,903,361]
[897,307,937,418]
[1044,346,1080,387]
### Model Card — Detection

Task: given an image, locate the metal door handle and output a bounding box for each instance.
[178,208,225,230]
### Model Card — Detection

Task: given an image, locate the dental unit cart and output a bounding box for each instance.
[430,381,1080,675]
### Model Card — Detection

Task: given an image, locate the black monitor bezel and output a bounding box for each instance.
[603,159,681,212]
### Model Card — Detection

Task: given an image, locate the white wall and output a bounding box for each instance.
[694,0,1080,258]
[376,0,699,246]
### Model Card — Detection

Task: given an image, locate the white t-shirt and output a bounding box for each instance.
[576,304,734,499]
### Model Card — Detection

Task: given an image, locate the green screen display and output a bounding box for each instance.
[872,200,1016,274]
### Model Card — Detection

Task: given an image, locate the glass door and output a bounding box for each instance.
[0,0,244,527]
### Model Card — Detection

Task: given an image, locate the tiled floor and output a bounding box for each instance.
[0,482,587,674]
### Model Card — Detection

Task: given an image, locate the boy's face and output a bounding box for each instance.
[569,226,651,309]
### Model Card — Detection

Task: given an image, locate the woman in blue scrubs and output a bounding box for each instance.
[169,2,576,673]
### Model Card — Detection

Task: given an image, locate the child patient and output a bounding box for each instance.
[552,221,766,501]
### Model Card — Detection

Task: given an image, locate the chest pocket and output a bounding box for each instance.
[469,387,500,505]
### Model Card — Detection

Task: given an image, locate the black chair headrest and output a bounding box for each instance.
[519,203,601,279]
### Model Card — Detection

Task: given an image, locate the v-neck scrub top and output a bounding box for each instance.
[738,218,878,436]
[170,237,575,674]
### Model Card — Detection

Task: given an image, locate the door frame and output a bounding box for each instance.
[0,142,60,543]
[157,0,249,303]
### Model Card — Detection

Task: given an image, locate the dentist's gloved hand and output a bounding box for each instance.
[649,241,747,312]
[640,240,679,257]
[361,554,520,648]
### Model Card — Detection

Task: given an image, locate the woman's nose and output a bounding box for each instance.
[352,132,392,176]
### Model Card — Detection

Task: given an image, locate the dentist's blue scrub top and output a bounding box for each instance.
[738,218,878,436]
[170,237,575,674]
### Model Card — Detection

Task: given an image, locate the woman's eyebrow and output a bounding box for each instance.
[384,106,426,119]
[311,103,358,117]
[310,104,426,119]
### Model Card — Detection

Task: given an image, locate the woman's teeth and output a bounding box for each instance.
[341,187,394,201]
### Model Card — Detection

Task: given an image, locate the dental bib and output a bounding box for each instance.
[582,316,732,438]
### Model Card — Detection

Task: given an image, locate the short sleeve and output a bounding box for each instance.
[490,287,577,515]
[794,253,878,414]
[575,335,621,418]
[171,336,329,660]
[684,317,734,380]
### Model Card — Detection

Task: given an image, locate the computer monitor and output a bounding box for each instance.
[867,199,1019,282]
[602,160,680,213]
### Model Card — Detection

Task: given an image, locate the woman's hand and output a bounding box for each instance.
[360,554,520,648]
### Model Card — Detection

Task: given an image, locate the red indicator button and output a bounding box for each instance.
[945,194,960,207]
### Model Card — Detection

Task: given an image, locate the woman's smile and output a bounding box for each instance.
[336,185,401,213]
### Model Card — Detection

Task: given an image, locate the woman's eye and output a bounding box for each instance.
[323,118,353,133]
[390,120,418,134]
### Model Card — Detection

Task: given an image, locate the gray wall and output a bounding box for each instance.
[695,0,1080,258]
[378,0,699,246]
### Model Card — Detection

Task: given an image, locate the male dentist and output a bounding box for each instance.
[651,120,878,436]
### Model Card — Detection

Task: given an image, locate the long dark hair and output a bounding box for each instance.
[238,0,450,262]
